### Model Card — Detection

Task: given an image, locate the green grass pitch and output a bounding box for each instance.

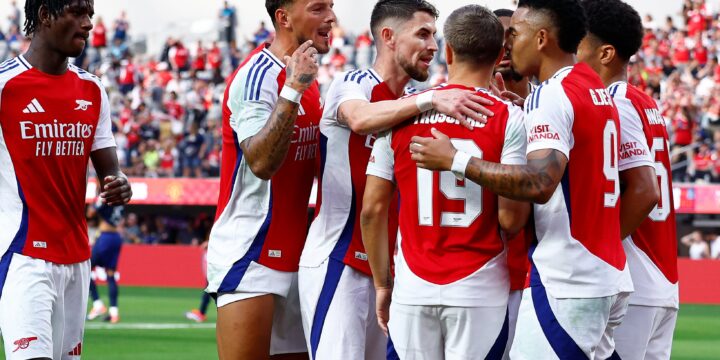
[1,286,718,359]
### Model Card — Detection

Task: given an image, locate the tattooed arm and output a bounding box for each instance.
[240,40,318,180]
[410,128,568,204]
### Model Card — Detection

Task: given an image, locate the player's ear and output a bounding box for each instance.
[381,27,395,50]
[536,28,548,52]
[599,44,616,66]
[38,4,51,28]
[445,43,454,65]
[274,8,291,30]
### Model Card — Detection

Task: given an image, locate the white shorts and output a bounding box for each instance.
[510,286,630,360]
[216,271,307,355]
[614,305,677,360]
[503,289,523,360]
[388,302,508,360]
[298,259,386,360]
[0,253,90,360]
[208,260,293,297]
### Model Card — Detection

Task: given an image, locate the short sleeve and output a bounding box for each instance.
[615,97,654,171]
[501,104,527,165]
[323,70,376,123]
[525,83,574,159]
[366,131,395,182]
[226,67,279,145]
[91,86,117,151]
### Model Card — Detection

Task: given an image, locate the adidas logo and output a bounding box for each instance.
[68,342,82,356]
[22,98,45,114]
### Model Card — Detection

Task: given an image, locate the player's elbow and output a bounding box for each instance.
[347,116,375,135]
[635,179,660,215]
[533,187,556,204]
[360,201,384,227]
[247,159,277,181]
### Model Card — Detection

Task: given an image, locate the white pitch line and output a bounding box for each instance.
[85,323,216,330]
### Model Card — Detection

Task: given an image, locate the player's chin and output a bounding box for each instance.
[313,36,331,55]
[67,40,87,58]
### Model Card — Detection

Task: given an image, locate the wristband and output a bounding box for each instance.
[416,90,435,113]
[451,151,472,180]
[280,86,302,104]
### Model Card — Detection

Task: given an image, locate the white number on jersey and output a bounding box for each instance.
[603,121,620,207]
[649,137,671,221]
[417,139,483,228]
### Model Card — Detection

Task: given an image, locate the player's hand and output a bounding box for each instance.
[410,128,457,172]
[432,89,494,130]
[490,72,526,108]
[284,40,319,93]
[375,287,392,336]
[100,176,132,206]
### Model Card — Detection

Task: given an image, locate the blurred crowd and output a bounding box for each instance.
[681,230,720,259]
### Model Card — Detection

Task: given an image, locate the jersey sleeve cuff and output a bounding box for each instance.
[91,139,117,152]
[366,167,394,182]
[619,160,655,172]
[526,142,570,160]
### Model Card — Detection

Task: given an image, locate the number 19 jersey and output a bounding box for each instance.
[525,64,633,299]
[367,84,526,307]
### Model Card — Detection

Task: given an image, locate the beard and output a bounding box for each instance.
[398,55,430,82]
[497,66,524,82]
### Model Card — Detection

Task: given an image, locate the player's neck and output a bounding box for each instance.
[267,34,300,64]
[24,38,69,75]
[603,64,629,88]
[372,56,411,97]
[537,53,575,82]
[447,64,493,90]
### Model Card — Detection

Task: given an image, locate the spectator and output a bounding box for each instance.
[681,230,711,259]
[8,0,21,30]
[192,40,206,72]
[253,21,271,46]
[123,213,142,244]
[168,40,190,72]
[711,234,720,259]
[113,11,130,43]
[179,123,204,178]
[219,1,237,45]
[92,16,108,49]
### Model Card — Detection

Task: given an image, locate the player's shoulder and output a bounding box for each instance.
[525,77,565,114]
[0,56,32,86]
[236,47,284,81]
[68,63,104,88]
[341,68,382,85]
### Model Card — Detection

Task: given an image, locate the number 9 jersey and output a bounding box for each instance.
[367,84,526,307]
[524,64,633,299]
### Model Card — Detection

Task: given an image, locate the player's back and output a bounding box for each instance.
[382,84,525,307]
[611,81,678,307]
[525,64,632,298]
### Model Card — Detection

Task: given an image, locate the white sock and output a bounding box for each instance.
[109,306,119,317]
[93,299,104,309]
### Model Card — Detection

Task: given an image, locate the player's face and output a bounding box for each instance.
[289,0,336,54]
[395,11,438,82]
[576,36,603,74]
[47,0,94,58]
[508,7,540,78]
[496,15,524,82]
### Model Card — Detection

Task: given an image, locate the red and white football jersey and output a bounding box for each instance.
[525,64,632,298]
[610,81,678,308]
[207,45,322,293]
[300,68,399,276]
[367,84,526,307]
[0,56,115,265]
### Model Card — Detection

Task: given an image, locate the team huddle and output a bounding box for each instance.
[0,0,678,359]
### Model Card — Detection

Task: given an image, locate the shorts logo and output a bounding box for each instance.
[33,241,47,248]
[355,252,368,261]
[13,337,38,352]
[268,250,282,258]
[68,342,82,356]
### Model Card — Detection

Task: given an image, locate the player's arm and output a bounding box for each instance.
[616,99,659,238]
[360,175,395,335]
[338,89,494,135]
[411,128,566,203]
[91,83,131,206]
[91,148,132,206]
[619,167,659,238]
[240,41,317,180]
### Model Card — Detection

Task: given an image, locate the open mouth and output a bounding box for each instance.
[317,29,330,42]
[499,59,511,67]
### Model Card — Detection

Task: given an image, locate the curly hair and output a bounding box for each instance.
[518,0,587,54]
[24,0,91,36]
[582,0,643,61]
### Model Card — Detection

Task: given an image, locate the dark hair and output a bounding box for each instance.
[24,0,91,35]
[583,0,643,61]
[445,5,504,66]
[266,0,294,25]
[517,0,587,53]
[370,0,439,40]
[493,8,514,18]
